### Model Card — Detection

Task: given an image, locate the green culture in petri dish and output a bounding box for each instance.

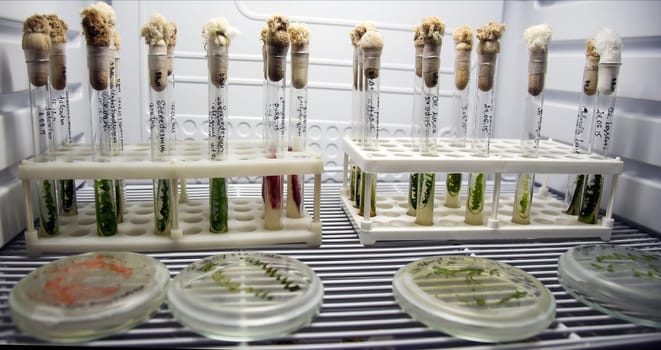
[558,244,661,328]
[167,252,324,342]
[392,255,556,342]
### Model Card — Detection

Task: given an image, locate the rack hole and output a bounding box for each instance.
[184,227,202,235]
[131,217,150,225]
[77,217,96,226]
[69,229,89,237]
[126,228,147,236]
[235,224,257,232]
[233,205,252,213]
[235,214,254,221]
[182,215,203,224]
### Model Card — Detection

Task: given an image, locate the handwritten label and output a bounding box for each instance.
[209,95,227,160]
[366,79,380,139]
[294,95,307,138]
[573,104,589,152]
[423,94,438,139]
[481,103,493,134]
[38,109,47,136]
[110,82,118,145]
[149,99,168,154]
[99,91,112,134]
[460,103,469,132]
[534,105,543,149]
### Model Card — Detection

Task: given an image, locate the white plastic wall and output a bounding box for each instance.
[497,0,661,233]
[1,0,660,242]
[0,1,92,245]
[114,0,504,183]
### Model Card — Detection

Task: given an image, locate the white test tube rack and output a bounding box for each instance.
[341,136,622,246]
[18,140,323,256]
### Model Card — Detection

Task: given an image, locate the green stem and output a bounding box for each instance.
[209,177,228,233]
[415,173,435,226]
[445,173,462,208]
[94,179,117,236]
[115,179,124,222]
[39,179,59,235]
[465,173,485,225]
[154,179,171,235]
[349,164,357,201]
[353,167,362,208]
[564,174,585,215]
[578,174,603,224]
[512,174,532,224]
[407,173,419,216]
[58,179,77,216]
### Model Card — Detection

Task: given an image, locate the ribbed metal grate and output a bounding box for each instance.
[1,183,660,348]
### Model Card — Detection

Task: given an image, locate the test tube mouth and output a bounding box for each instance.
[167,45,175,76]
[477,60,495,92]
[49,43,67,90]
[363,54,382,79]
[24,48,50,87]
[266,43,289,82]
[454,50,471,91]
[597,62,621,95]
[206,41,228,87]
[86,45,111,91]
[148,45,168,92]
[291,51,309,89]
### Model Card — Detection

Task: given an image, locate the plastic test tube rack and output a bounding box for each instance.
[18,140,323,256]
[341,136,623,245]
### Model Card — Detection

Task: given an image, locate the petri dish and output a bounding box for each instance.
[392,255,555,342]
[167,252,324,341]
[557,244,661,327]
[9,251,170,343]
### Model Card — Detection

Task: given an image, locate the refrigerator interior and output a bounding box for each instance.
[1,0,660,348]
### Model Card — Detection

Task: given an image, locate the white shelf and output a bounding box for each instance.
[18,141,323,256]
[19,141,323,179]
[343,137,623,174]
[342,136,621,245]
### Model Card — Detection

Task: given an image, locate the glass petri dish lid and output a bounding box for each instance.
[9,251,170,343]
[167,252,324,342]
[392,255,555,343]
[557,244,661,328]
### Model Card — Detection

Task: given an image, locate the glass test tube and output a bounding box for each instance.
[148,46,172,235]
[88,45,118,236]
[565,48,599,214]
[579,61,621,224]
[465,56,497,225]
[512,93,544,224]
[445,84,468,209]
[49,41,77,216]
[565,91,597,214]
[445,53,471,209]
[358,51,379,218]
[208,75,229,233]
[263,46,286,230]
[407,52,423,216]
[286,50,309,219]
[350,46,361,201]
[416,56,440,226]
[26,52,59,236]
[110,46,125,222]
[167,46,186,203]
[353,48,364,209]
[363,57,380,151]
